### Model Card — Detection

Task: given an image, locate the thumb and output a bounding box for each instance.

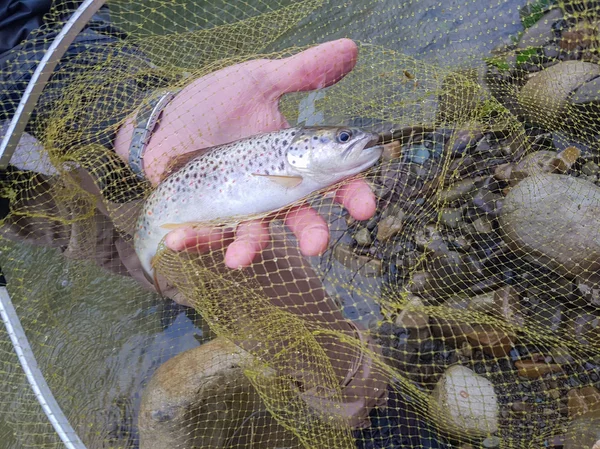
[262,38,358,100]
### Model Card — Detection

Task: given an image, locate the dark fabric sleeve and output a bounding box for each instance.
[0,0,53,54]
[0,1,174,203]
[0,1,162,147]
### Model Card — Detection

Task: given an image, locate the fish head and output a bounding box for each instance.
[286,127,383,183]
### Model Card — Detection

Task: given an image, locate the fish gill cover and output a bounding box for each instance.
[1,0,600,448]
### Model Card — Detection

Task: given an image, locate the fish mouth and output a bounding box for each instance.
[349,133,384,169]
[342,133,380,160]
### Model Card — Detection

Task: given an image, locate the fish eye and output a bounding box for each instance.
[336,129,352,143]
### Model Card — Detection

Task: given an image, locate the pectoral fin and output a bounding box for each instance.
[148,257,164,297]
[252,174,303,188]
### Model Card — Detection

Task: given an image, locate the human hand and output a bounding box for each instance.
[115,39,377,269]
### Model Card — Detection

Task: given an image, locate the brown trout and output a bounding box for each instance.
[134,127,383,276]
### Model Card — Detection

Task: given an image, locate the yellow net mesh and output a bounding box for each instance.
[1,0,600,448]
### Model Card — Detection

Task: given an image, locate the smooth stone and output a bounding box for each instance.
[445,128,484,156]
[517,8,563,49]
[139,338,302,449]
[430,365,499,438]
[332,243,382,277]
[395,294,429,329]
[518,61,600,129]
[472,189,502,216]
[499,174,600,279]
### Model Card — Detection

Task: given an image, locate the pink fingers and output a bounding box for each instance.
[224,220,270,269]
[334,179,377,221]
[164,227,230,253]
[285,206,330,257]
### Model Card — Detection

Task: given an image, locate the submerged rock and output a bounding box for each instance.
[139,338,301,449]
[499,173,600,280]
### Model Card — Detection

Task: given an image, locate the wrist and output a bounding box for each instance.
[114,90,179,186]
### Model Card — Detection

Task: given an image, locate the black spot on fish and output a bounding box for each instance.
[291,131,296,136]
[213,175,218,181]
[279,161,285,170]
[282,140,288,146]
[265,170,269,175]
[275,138,279,144]
[184,173,189,179]
[193,173,197,178]
[313,136,318,140]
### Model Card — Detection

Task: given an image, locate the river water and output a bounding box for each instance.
[0,0,531,447]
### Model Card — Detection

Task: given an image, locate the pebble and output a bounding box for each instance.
[395,295,429,329]
[430,365,499,438]
[332,243,382,277]
[472,189,502,216]
[354,227,372,246]
[450,235,471,251]
[472,216,494,234]
[482,436,502,448]
[376,213,405,242]
[572,76,600,104]
[446,128,484,156]
[511,401,534,413]
[582,161,600,176]
[544,44,560,59]
[567,386,600,417]
[408,145,431,164]
[439,207,464,228]
[436,177,484,203]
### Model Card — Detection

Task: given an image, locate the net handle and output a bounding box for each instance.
[0,0,107,169]
[0,1,105,444]
[0,279,87,448]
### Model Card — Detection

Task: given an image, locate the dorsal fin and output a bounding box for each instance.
[158,146,214,183]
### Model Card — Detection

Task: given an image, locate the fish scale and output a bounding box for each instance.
[134,126,383,276]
